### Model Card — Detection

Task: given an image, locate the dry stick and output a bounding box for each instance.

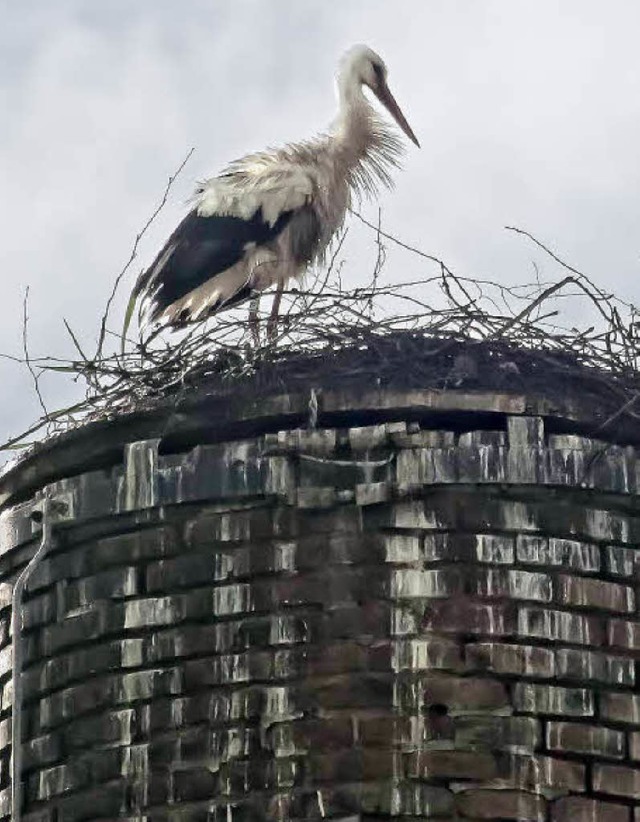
[0,400,89,452]
[7,214,640,451]
[368,208,385,318]
[505,225,633,317]
[490,276,576,339]
[63,318,90,365]
[95,146,196,365]
[351,209,452,271]
[22,287,49,423]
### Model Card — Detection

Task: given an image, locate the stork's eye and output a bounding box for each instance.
[371,62,386,87]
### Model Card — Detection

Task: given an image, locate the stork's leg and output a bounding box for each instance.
[249,295,261,345]
[266,282,284,341]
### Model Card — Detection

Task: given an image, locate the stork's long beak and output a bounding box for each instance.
[375,80,420,148]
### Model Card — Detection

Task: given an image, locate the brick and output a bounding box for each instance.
[423,532,454,561]
[23,733,60,770]
[422,532,513,564]
[390,603,419,636]
[516,535,551,564]
[552,796,630,822]
[581,507,630,544]
[304,641,369,676]
[631,731,640,760]
[466,642,554,678]
[593,763,640,799]
[517,535,600,571]
[555,648,634,685]
[146,550,247,590]
[407,749,497,780]
[546,721,625,758]
[383,532,423,563]
[294,531,382,569]
[323,602,392,640]
[608,618,640,650]
[460,446,508,483]
[455,715,540,754]
[390,428,454,448]
[267,427,337,455]
[95,524,182,563]
[508,416,544,447]
[601,692,640,726]
[391,637,463,672]
[360,782,453,816]
[49,780,128,820]
[507,444,546,484]
[298,673,393,711]
[185,507,275,546]
[474,533,515,564]
[459,430,506,447]
[513,683,593,716]
[60,710,136,753]
[606,544,640,577]
[390,567,463,598]
[309,748,399,782]
[123,596,189,628]
[358,715,424,748]
[396,446,457,487]
[517,606,603,645]
[271,567,388,608]
[387,500,441,530]
[31,748,122,799]
[423,597,515,636]
[496,753,586,793]
[474,568,552,602]
[419,674,509,714]
[456,789,546,820]
[57,567,138,616]
[558,575,634,613]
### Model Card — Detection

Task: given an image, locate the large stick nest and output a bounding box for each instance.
[5,152,640,454]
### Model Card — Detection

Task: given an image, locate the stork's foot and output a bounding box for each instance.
[266,283,284,343]
[248,296,261,346]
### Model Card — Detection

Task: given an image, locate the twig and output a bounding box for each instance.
[94,147,195,364]
[4,214,640,458]
[22,287,49,422]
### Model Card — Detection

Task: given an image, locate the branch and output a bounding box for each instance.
[95,147,195,363]
[22,287,49,422]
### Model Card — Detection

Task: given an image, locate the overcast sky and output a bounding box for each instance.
[2,0,640,453]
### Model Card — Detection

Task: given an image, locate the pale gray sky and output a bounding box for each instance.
[2,1,640,449]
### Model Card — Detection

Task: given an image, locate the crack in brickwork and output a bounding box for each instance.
[0,412,637,820]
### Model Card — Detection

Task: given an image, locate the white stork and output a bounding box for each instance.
[132,44,419,335]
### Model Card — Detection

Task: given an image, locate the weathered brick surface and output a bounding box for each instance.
[456,788,546,820]
[558,574,635,612]
[466,641,554,677]
[601,692,640,725]
[551,796,630,822]
[0,405,637,820]
[546,721,625,758]
[593,763,640,798]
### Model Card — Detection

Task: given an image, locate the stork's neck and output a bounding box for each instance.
[324,65,404,198]
[332,77,377,165]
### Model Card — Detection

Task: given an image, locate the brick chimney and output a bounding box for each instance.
[0,350,637,821]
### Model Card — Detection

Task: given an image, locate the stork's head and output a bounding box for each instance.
[338,45,420,147]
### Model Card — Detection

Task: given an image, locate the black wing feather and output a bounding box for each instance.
[134,207,294,319]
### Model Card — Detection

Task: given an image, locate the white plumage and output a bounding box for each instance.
[133,44,419,330]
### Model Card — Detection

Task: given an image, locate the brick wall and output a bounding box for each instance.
[0,394,637,820]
